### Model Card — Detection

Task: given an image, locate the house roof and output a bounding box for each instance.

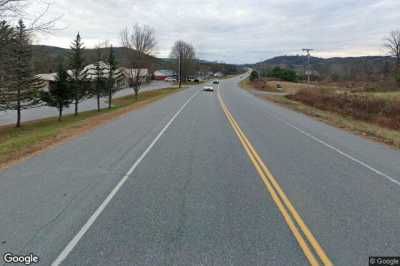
[83,61,118,80]
[36,73,58,82]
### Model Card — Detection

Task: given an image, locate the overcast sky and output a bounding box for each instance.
[27,0,400,64]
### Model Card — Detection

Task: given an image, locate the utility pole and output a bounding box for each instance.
[302,48,313,83]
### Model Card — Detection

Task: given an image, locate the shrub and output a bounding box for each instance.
[395,72,400,84]
[249,70,259,81]
[266,67,298,82]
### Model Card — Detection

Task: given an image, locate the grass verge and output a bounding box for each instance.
[0,87,183,170]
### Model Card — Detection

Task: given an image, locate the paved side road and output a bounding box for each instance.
[0,81,172,125]
[0,76,399,265]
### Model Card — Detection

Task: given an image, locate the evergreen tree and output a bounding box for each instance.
[69,32,86,116]
[0,20,14,103]
[267,67,298,82]
[40,61,73,121]
[1,20,39,127]
[106,45,117,109]
[249,70,259,81]
[93,47,107,112]
[0,20,13,66]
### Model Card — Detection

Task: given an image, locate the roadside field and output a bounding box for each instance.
[242,78,340,94]
[241,78,400,149]
[240,79,281,92]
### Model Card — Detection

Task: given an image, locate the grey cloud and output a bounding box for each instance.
[28,0,400,63]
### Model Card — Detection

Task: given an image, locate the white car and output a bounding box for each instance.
[203,86,214,92]
[164,77,177,82]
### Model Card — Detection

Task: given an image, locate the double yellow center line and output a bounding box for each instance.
[217,89,333,266]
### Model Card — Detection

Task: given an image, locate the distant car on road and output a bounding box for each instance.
[188,77,201,83]
[213,80,220,84]
[164,77,177,82]
[203,86,214,92]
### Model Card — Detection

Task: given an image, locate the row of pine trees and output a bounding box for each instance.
[0,19,119,127]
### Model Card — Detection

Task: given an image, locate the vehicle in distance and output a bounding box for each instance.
[165,77,177,82]
[203,86,214,92]
[188,77,202,83]
[213,80,220,84]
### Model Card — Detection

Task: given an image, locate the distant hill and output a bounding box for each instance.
[254,55,395,81]
[256,55,393,68]
[31,45,170,74]
[31,45,243,75]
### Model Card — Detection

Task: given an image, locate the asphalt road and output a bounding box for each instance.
[0,81,172,125]
[1,75,400,265]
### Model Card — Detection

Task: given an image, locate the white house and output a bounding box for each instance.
[81,61,124,81]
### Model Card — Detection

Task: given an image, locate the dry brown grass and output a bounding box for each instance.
[241,79,282,92]
[267,81,315,94]
[266,80,346,94]
[289,89,400,130]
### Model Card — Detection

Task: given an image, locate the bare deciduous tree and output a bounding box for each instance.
[385,30,400,67]
[27,2,61,33]
[0,0,60,32]
[0,0,24,17]
[120,24,156,99]
[170,40,196,87]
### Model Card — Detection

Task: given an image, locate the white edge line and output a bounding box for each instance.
[276,116,400,187]
[52,90,200,266]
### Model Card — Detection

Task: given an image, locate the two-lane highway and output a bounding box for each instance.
[1,75,399,265]
[56,82,309,266]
